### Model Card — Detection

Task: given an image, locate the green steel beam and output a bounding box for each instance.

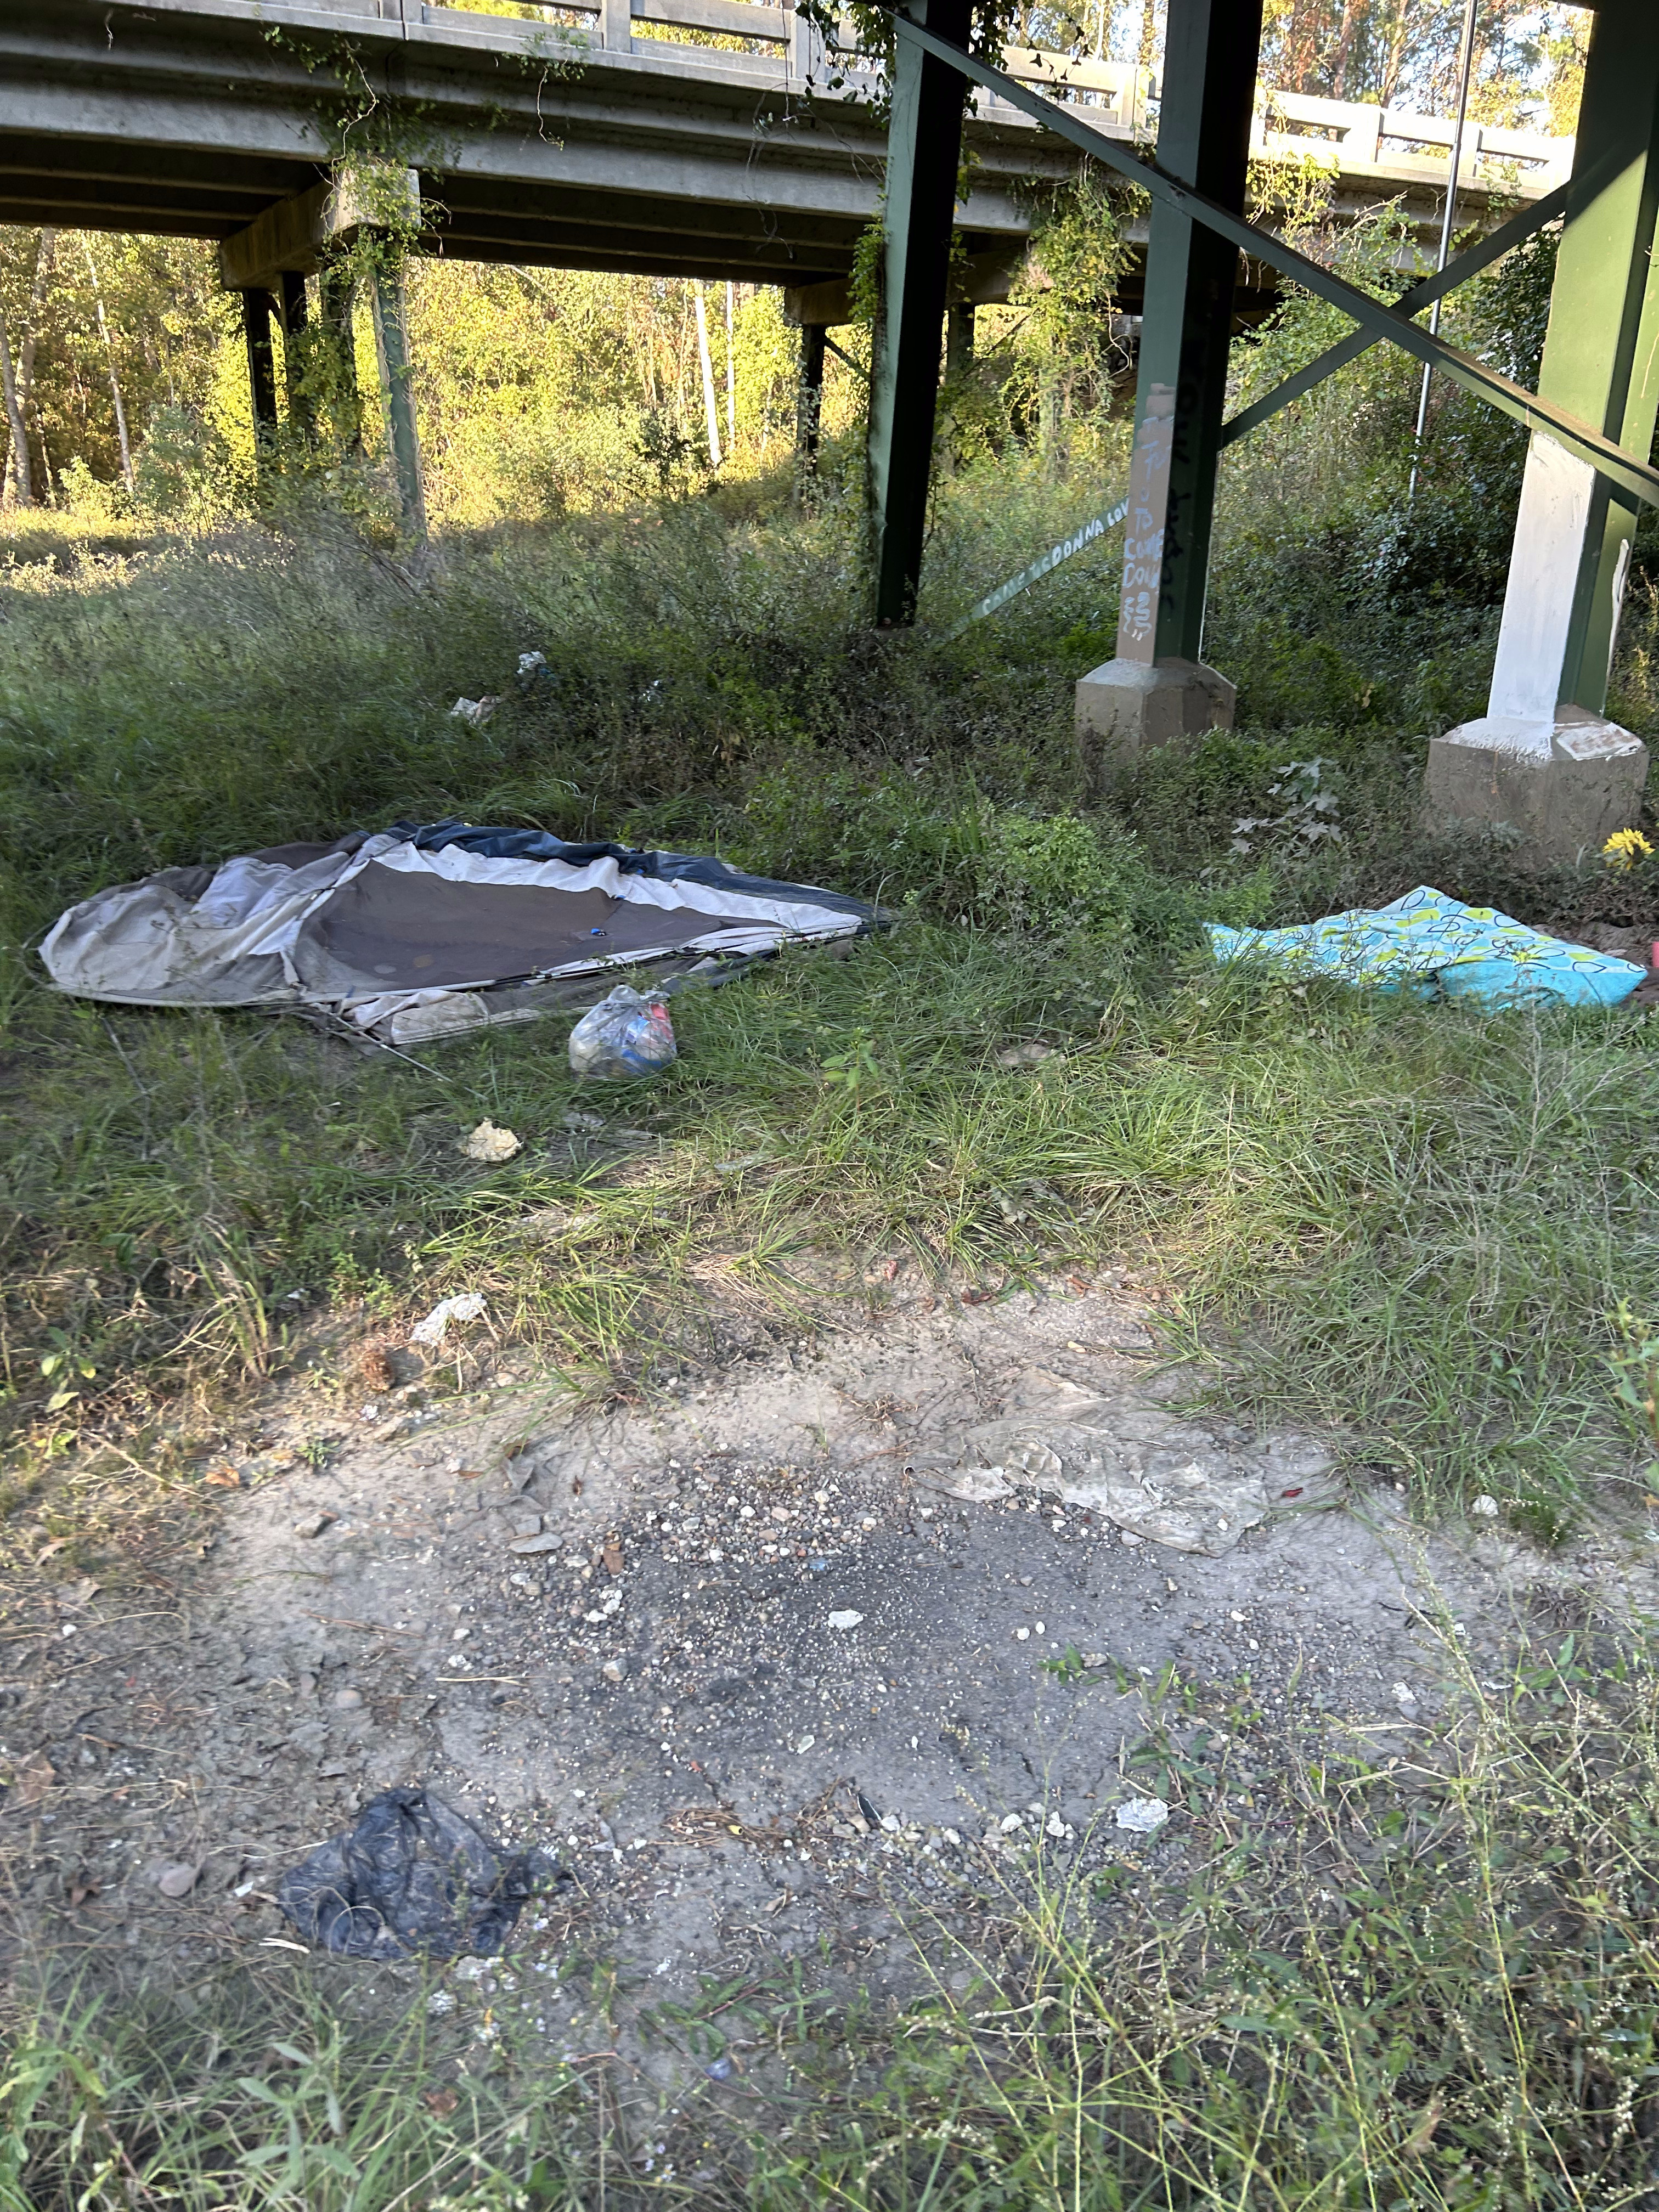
[869,0,973,625]
[895,12,1659,510]
[1121,0,1261,663]
[1220,176,1576,450]
[1532,0,1659,712]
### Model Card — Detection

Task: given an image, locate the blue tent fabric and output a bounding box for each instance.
[1207,886,1646,1010]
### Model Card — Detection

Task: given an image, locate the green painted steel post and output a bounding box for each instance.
[1498,0,1659,719]
[241,288,279,467]
[370,258,427,543]
[1116,0,1262,664]
[868,0,970,625]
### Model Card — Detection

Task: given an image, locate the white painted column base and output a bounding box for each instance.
[1075,656,1235,789]
[1425,707,1649,864]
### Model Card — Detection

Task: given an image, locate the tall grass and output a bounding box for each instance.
[3,489,1659,1532]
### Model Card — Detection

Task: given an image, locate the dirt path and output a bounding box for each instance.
[5,1277,1655,2081]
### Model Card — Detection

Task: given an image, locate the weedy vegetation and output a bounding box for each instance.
[6,19,1659,2189]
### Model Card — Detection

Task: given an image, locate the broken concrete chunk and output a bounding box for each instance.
[939,1368,1335,1556]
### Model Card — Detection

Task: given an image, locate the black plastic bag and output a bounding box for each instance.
[278,1787,566,1960]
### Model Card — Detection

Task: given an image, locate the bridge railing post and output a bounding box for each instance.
[1427,0,1659,859]
[867,0,971,625]
[1074,0,1263,784]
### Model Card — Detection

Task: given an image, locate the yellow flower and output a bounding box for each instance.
[1602,828,1654,871]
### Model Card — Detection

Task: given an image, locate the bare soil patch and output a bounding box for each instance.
[5,1278,1654,2087]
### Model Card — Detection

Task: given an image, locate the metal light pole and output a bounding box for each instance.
[1409,0,1480,496]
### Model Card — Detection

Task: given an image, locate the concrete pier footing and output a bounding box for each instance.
[1074,655,1235,787]
[1426,708,1650,864]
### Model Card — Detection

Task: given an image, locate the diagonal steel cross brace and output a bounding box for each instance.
[1220,176,1578,449]
[891,13,1659,509]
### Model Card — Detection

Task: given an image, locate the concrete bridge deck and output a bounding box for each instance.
[2,0,1571,306]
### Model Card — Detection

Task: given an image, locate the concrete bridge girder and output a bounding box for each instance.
[2,0,1062,287]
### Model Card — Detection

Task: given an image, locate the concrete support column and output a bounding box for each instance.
[278,268,313,443]
[1075,0,1262,785]
[318,263,363,450]
[241,288,279,464]
[1427,0,1659,860]
[369,259,427,542]
[867,0,970,625]
[946,300,974,379]
[797,321,826,473]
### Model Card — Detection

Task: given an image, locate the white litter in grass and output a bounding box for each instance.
[460,1119,522,1163]
[410,1293,489,1346]
[1114,1797,1169,1835]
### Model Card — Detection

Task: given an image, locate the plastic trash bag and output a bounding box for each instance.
[568,985,677,1077]
[1209,885,1646,1011]
[409,1292,488,1347]
[278,1787,565,1960]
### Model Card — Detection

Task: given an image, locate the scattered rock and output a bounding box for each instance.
[12,1752,54,1807]
[1114,1798,1169,1835]
[293,1511,335,1539]
[509,1511,544,1539]
[827,1611,864,1630]
[332,1689,364,1711]
[510,1531,562,1555]
[156,1861,200,1898]
[601,1661,625,1683]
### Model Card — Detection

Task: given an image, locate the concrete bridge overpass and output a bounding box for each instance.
[2,0,1571,309]
[5,0,1641,879]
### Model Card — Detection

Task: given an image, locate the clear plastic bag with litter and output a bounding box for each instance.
[568,986,678,1077]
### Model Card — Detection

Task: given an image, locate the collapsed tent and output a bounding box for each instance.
[42,819,877,1045]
